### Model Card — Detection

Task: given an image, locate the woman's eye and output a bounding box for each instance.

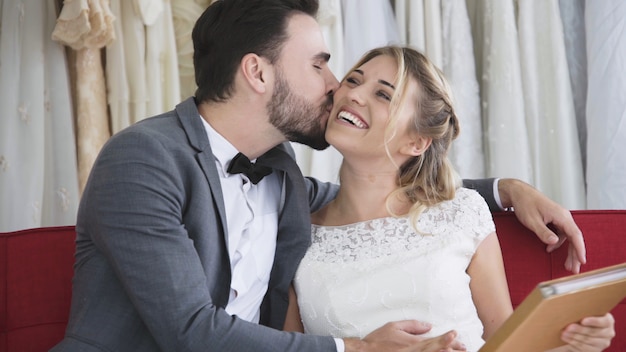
[345,77,358,85]
[377,91,391,101]
[313,65,322,70]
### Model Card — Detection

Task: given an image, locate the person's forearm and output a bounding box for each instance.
[496,178,524,209]
[343,338,359,352]
[344,338,369,352]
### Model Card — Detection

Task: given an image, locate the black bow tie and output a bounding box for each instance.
[226,152,273,184]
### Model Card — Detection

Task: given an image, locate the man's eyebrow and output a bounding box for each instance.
[314,52,331,62]
[352,69,395,90]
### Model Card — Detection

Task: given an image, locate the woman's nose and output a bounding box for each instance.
[346,85,366,105]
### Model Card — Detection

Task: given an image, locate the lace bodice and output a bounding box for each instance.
[294,188,495,352]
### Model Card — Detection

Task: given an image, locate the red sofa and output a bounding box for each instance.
[0,226,75,352]
[1,211,625,352]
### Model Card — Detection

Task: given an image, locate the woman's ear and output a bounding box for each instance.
[240,53,271,94]
[401,135,432,157]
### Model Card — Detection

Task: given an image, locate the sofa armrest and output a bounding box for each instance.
[0,226,76,352]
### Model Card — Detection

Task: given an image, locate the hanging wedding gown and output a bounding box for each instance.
[106,0,134,133]
[171,0,212,100]
[144,0,181,117]
[441,0,485,179]
[0,0,79,231]
[585,0,626,209]
[466,0,533,183]
[107,0,180,134]
[515,0,586,209]
[52,0,115,193]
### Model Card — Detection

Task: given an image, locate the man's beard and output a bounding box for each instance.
[267,71,332,150]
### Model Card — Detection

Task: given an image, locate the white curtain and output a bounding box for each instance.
[585,0,626,209]
[0,0,79,232]
[516,0,586,209]
[559,0,588,174]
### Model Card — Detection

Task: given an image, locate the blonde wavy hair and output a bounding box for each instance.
[344,46,461,229]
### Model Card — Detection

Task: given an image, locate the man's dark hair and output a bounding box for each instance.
[192,0,319,103]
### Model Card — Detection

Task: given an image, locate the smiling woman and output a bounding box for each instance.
[293,47,495,351]
[285,45,616,352]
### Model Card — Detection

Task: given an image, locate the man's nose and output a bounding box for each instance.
[325,71,340,96]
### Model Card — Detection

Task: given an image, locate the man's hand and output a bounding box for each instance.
[343,320,466,352]
[498,178,586,273]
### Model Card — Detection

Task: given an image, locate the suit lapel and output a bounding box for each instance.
[256,145,313,328]
[175,98,229,239]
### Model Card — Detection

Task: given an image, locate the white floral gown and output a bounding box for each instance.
[294,188,494,352]
[0,0,79,231]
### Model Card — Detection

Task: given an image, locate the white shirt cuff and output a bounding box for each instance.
[493,178,506,211]
[334,338,345,352]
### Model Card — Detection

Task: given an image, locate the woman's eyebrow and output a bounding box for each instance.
[352,69,395,89]
[379,80,395,90]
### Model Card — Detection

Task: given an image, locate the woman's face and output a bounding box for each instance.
[326,54,421,164]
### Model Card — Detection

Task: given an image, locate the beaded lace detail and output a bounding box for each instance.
[308,187,494,264]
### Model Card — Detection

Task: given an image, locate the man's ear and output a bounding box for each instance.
[240,53,271,94]
[400,135,432,157]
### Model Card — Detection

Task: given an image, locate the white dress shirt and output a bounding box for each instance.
[201,118,345,351]
[201,118,280,323]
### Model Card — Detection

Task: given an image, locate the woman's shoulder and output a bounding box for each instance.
[424,187,494,234]
[452,187,492,211]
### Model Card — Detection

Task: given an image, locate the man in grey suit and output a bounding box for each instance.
[52,0,608,351]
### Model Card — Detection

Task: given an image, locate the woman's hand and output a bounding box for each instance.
[557,313,616,352]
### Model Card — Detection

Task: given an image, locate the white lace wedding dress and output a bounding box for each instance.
[294,188,494,352]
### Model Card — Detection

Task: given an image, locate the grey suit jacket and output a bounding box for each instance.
[52,98,338,351]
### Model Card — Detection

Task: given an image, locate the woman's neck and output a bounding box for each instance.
[312,161,411,226]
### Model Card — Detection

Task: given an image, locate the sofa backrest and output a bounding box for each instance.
[1,211,624,351]
[494,210,626,351]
